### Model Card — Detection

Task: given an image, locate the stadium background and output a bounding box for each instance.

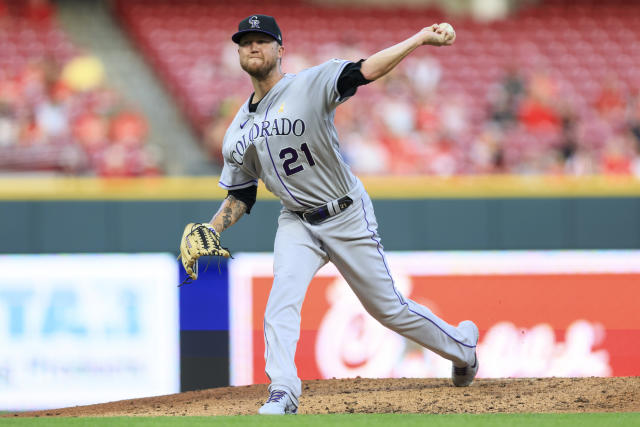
[0,0,639,412]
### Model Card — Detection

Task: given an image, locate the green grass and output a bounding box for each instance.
[1,413,639,427]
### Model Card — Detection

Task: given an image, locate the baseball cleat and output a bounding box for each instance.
[452,320,479,387]
[258,389,298,415]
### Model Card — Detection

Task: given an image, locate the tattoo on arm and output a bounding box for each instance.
[210,195,247,233]
[221,203,233,231]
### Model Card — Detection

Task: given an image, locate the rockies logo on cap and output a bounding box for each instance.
[249,16,260,28]
[232,14,283,45]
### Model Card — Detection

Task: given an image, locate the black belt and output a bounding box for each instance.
[295,196,353,225]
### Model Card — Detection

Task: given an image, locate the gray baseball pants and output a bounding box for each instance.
[263,180,477,405]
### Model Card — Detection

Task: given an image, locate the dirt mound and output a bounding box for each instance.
[5,377,640,417]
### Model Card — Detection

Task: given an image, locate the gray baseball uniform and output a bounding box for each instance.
[219,59,477,405]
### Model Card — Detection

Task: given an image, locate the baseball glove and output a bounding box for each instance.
[178,222,231,285]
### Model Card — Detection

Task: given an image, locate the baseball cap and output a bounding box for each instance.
[232,14,282,45]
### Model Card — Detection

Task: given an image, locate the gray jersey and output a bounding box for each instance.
[219,59,358,210]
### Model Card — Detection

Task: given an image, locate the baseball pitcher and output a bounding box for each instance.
[179,14,478,415]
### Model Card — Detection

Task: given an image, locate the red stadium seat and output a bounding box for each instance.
[110,0,640,173]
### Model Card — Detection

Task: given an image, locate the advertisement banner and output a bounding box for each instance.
[0,254,180,410]
[229,251,640,386]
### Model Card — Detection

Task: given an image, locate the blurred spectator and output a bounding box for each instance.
[110,110,148,147]
[97,142,160,177]
[0,102,18,146]
[415,96,440,135]
[405,55,442,97]
[204,96,243,164]
[632,134,640,178]
[518,70,560,133]
[554,106,588,174]
[470,127,505,174]
[566,146,597,176]
[335,98,391,174]
[556,113,577,165]
[428,134,459,176]
[596,76,625,121]
[503,66,526,100]
[552,106,598,176]
[61,55,105,92]
[380,97,415,138]
[440,93,469,138]
[18,111,46,146]
[0,58,160,175]
[626,88,640,149]
[72,112,108,153]
[35,81,71,139]
[601,134,633,175]
[488,66,526,129]
[340,128,390,175]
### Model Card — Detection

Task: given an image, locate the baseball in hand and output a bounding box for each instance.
[438,22,456,44]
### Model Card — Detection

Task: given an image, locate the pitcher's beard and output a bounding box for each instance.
[241,60,276,80]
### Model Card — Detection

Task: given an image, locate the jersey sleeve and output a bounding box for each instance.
[218,157,258,191]
[305,59,353,111]
[228,185,257,214]
[337,59,371,99]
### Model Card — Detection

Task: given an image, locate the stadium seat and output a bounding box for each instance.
[112,0,640,174]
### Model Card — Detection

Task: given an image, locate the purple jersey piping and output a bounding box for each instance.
[360,198,476,349]
[263,317,270,379]
[263,100,309,207]
[219,179,258,189]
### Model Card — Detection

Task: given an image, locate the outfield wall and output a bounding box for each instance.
[1,197,639,253]
[2,175,640,254]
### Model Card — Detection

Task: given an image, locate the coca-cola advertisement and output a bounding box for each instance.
[228,251,640,386]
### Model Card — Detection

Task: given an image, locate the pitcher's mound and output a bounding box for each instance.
[6,377,640,417]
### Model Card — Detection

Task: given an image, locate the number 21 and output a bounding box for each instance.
[279,143,316,176]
